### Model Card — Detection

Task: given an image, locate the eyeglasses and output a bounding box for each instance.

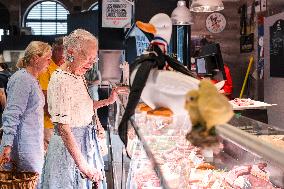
[83,56,99,65]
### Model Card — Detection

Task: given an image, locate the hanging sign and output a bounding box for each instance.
[135,28,150,56]
[239,2,255,53]
[102,0,132,28]
[270,19,284,77]
[240,34,254,53]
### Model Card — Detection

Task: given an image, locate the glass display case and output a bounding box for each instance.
[110,95,284,189]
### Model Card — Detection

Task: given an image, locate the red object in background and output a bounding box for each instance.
[212,65,233,99]
[223,65,233,95]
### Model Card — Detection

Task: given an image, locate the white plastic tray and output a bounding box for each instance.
[229,100,276,110]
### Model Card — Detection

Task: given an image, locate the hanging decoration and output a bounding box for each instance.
[205,12,227,33]
[257,16,264,79]
[239,1,255,53]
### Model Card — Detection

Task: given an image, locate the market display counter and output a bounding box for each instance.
[234,109,268,124]
[108,97,284,189]
[110,98,284,189]
[107,96,131,189]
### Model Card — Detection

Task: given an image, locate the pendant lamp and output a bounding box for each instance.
[190,0,224,12]
[171,0,194,25]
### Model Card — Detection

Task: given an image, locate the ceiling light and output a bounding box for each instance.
[171,0,194,25]
[190,0,224,12]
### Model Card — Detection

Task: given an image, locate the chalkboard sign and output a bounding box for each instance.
[135,28,150,56]
[270,19,284,77]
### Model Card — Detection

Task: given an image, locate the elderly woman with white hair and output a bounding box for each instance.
[0,41,52,188]
[42,29,126,189]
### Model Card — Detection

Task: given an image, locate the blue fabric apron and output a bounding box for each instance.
[41,124,107,189]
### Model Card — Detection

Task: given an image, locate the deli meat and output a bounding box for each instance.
[225,165,252,186]
[224,163,279,189]
[231,98,255,106]
[243,174,276,189]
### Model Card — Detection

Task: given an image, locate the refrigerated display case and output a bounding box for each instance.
[110,96,284,189]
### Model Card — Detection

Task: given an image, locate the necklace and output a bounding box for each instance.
[82,75,89,91]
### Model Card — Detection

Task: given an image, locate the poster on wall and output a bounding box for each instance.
[270,19,284,77]
[135,28,150,56]
[102,0,132,28]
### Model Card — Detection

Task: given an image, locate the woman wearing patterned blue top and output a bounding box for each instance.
[0,41,51,188]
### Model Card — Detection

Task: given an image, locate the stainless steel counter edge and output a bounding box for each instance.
[216,124,284,169]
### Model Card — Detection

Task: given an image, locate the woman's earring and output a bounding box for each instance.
[67,54,74,63]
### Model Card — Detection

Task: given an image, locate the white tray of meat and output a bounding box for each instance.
[229,98,276,110]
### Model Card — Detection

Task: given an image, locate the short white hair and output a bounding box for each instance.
[63,29,98,61]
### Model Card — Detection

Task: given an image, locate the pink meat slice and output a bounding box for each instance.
[225,165,252,186]
[243,174,276,189]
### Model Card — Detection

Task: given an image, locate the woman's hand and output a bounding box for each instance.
[80,165,103,183]
[109,86,129,103]
[96,124,105,140]
[0,146,12,165]
[93,86,129,109]
[114,86,129,95]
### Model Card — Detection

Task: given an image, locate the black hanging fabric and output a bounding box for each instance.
[118,44,196,147]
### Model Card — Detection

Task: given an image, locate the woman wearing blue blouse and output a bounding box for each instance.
[0,41,51,187]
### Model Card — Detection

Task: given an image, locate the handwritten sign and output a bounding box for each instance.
[102,0,132,28]
[270,19,284,77]
[135,28,150,56]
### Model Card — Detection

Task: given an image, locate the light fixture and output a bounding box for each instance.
[171,0,194,25]
[190,0,224,12]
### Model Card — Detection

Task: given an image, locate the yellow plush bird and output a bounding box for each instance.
[185,79,234,145]
[184,90,203,127]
